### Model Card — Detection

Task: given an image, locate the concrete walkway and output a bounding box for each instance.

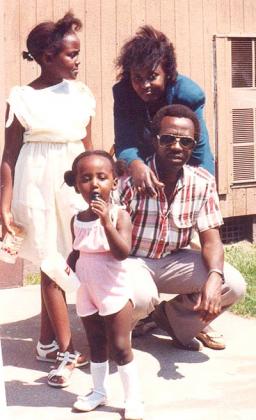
[1,285,256,420]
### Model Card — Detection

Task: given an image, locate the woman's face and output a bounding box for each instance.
[47,32,80,80]
[130,63,168,103]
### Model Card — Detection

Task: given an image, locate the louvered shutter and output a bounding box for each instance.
[231,38,256,184]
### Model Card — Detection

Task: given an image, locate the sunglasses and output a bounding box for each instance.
[157,134,197,150]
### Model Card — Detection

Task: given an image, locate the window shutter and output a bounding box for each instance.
[231,39,256,184]
[232,109,255,182]
[231,38,253,88]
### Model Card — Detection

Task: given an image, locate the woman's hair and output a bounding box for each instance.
[64,150,117,188]
[116,25,177,84]
[151,104,200,142]
[22,11,82,64]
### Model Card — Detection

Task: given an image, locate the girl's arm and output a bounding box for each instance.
[91,197,132,260]
[1,106,24,235]
[82,118,93,150]
[104,208,132,260]
[66,215,80,271]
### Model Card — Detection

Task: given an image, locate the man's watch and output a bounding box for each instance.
[208,268,225,284]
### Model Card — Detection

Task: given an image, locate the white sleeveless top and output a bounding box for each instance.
[73,205,120,254]
[6,80,95,143]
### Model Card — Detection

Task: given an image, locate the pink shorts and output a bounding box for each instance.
[76,253,134,317]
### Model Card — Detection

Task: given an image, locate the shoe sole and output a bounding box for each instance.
[47,379,71,388]
[73,400,107,412]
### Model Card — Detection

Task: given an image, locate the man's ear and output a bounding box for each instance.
[152,136,158,151]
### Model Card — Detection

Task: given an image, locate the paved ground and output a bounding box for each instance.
[1,285,256,420]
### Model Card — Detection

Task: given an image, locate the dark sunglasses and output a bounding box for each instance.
[157,134,197,150]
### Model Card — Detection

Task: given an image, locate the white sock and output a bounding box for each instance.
[118,359,141,404]
[90,361,109,397]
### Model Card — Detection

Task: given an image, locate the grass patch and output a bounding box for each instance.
[225,241,256,318]
[24,272,40,286]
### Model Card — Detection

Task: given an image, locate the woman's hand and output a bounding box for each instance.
[129,160,164,197]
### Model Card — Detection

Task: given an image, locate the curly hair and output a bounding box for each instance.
[64,150,117,189]
[22,11,82,64]
[151,104,200,142]
[116,25,177,84]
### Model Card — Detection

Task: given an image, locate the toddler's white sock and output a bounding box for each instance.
[118,359,141,401]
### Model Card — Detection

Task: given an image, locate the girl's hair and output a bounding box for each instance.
[151,104,200,142]
[64,150,117,187]
[116,25,177,84]
[22,11,82,64]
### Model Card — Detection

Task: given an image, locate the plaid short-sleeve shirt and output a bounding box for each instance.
[119,155,223,259]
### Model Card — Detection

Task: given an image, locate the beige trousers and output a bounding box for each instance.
[130,249,246,345]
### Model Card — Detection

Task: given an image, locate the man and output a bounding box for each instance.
[120,104,246,351]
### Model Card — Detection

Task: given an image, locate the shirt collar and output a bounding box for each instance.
[148,154,187,192]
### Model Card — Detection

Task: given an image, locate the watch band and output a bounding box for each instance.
[208,268,225,284]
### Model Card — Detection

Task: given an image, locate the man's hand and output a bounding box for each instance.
[193,272,223,322]
[129,160,164,197]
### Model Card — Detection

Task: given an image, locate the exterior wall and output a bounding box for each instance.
[0,0,256,218]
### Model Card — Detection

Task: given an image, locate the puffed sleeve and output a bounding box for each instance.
[5,86,29,129]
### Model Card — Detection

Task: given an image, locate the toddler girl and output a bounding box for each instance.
[1,11,95,387]
[64,150,144,420]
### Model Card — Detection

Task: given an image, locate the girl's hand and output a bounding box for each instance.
[129,160,164,197]
[1,210,15,238]
[90,198,112,227]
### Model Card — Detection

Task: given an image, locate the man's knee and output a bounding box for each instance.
[223,262,247,306]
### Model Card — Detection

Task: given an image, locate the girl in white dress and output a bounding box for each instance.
[0,12,95,387]
[64,150,144,419]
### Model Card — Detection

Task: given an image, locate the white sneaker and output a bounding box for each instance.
[124,400,144,419]
[73,391,107,412]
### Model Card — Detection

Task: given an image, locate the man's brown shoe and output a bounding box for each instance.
[196,330,225,350]
[152,301,203,352]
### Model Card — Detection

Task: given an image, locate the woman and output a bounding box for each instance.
[113,25,214,196]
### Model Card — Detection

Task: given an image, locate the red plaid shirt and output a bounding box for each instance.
[119,155,223,259]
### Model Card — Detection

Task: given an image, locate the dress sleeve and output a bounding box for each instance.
[5,86,28,129]
[79,83,96,118]
[171,75,215,175]
[113,81,143,164]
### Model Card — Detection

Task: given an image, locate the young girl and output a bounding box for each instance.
[113,25,215,197]
[64,150,144,419]
[0,12,95,387]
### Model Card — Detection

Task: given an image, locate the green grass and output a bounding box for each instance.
[24,272,40,286]
[225,242,256,318]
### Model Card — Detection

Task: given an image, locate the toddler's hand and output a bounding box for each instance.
[90,198,111,227]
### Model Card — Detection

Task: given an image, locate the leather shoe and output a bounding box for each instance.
[196,330,225,350]
[73,391,107,412]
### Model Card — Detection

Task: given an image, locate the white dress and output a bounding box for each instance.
[6,80,95,264]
